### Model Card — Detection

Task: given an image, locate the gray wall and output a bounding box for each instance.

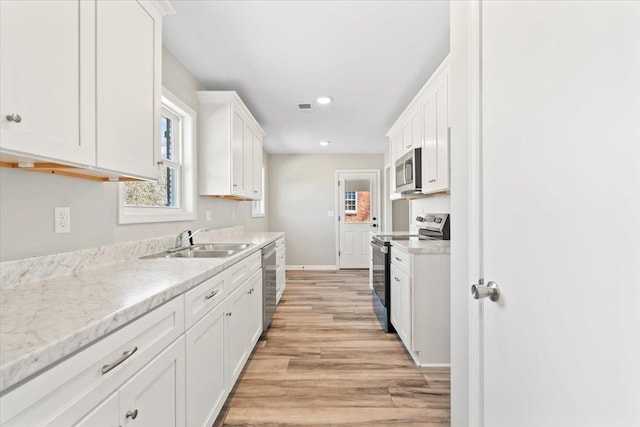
[267,154,384,267]
[0,48,267,261]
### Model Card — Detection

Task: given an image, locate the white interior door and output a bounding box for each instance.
[471,2,640,426]
[338,171,379,269]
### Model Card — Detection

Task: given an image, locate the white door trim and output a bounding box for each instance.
[334,169,381,269]
[467,1,483,426]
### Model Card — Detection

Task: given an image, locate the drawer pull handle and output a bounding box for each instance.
[101,346,138,375]
[226,312,232,317]
[126,409,139,419]
[395,257,402,262]
[204,289,219,300]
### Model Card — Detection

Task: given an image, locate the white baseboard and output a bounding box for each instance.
[418,363,451,368]
[285,265,337,271]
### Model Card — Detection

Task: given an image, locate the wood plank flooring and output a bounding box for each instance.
[214,270,450,426]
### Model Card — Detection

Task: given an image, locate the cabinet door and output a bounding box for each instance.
[394,133,403,162]
[243,123,253,198]
[421,71,449,194]
[434,72,450,192]
[96,0,160,180]
[231,112,244,194]
[390,264,402,337]
[225,284,248,388]
[252,134,263,199]
[245,269,263,348]
[411,110,422,154]
[401,122,412,155]
[422,96,438,190]
[119,337,185,427]
[399,268,412,350]
[74,392,119,427]
[0,0,95,165]
[185,303,226,427]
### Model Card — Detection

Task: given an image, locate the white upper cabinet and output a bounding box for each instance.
[387,57,450,196]
[0,0,95,166]
[95,0,162,180]
[252,134,263,199]
[197,91,265,200]
[0,0,173,181]
[421,70,449,194]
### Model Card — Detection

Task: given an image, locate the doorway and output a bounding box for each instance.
[335,170,379,269]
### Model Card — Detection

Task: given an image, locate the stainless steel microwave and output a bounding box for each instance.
[395,147,422,194]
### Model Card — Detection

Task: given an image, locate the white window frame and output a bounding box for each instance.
[344,191,357,214]
[251,164,265,218]
[118,88,197,224]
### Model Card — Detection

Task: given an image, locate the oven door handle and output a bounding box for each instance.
[370,241,388,254]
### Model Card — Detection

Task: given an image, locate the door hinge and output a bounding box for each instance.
[338,215,341,222]
[338,180,341,186]
[339,250,341,257]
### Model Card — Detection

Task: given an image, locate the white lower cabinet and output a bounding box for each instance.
[275,237,286,304]
[224,281,249,389]
[390,263,411,346]
[245,269,263,349]
[185,302,226,427]
[118,337,185,427]
[390,246,450,366]
[73,337,186,427]
[74,393,119,427]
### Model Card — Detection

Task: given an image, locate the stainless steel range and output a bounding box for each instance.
[370,214,450,332]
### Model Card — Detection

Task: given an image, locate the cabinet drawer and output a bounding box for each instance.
[391,247,411,274]
[1,297,184,427]
[227,251,261,293]
[184,270,228,330]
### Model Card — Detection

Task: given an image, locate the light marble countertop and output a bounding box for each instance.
[0,231,283,393]
[390,238,451,254]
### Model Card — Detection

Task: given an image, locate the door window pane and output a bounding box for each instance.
[344,178,372,223]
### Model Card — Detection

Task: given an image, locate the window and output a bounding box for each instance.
[251,165,265,218]
[118,88,196,224]
[344,191,357,214]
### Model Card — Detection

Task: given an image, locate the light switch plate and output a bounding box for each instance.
[55,207,71,233]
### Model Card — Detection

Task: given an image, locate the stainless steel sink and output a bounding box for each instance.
[194,243,254,251]
[140,243,254,259]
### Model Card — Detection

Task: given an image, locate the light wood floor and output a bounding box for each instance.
[214,270,450,426]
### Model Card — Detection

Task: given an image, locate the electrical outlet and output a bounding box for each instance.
[206,210,212,222]
[55,207,71,233]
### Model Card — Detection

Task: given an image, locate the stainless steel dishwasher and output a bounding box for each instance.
[262,242,277,334]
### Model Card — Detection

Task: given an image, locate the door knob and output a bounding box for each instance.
[471,281,500,302]
[6,113,22,123]
[126,409,139,419]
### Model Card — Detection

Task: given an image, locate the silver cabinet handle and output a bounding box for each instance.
[102,346,138,375]
[204,289,219,300]
[395,257,402,262]
[471,281,501,302]
[394,277,400,282]
[6,114,22,123]
[226,312,232,317]
[126,409,139,420]
[253,190,258,193]
[157,160,164,166]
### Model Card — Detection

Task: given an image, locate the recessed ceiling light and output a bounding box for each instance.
[319,141,330,146]
[316,96,333,105]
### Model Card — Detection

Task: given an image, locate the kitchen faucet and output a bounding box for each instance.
[170,228,211,252]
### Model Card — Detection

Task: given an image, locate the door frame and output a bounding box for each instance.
[334,169,381,269]
[450,0,483,425]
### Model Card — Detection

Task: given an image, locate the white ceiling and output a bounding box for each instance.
[163,1,449,154]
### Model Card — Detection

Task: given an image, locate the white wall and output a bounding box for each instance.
[267,154,384,267]
[0,48,267,261]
